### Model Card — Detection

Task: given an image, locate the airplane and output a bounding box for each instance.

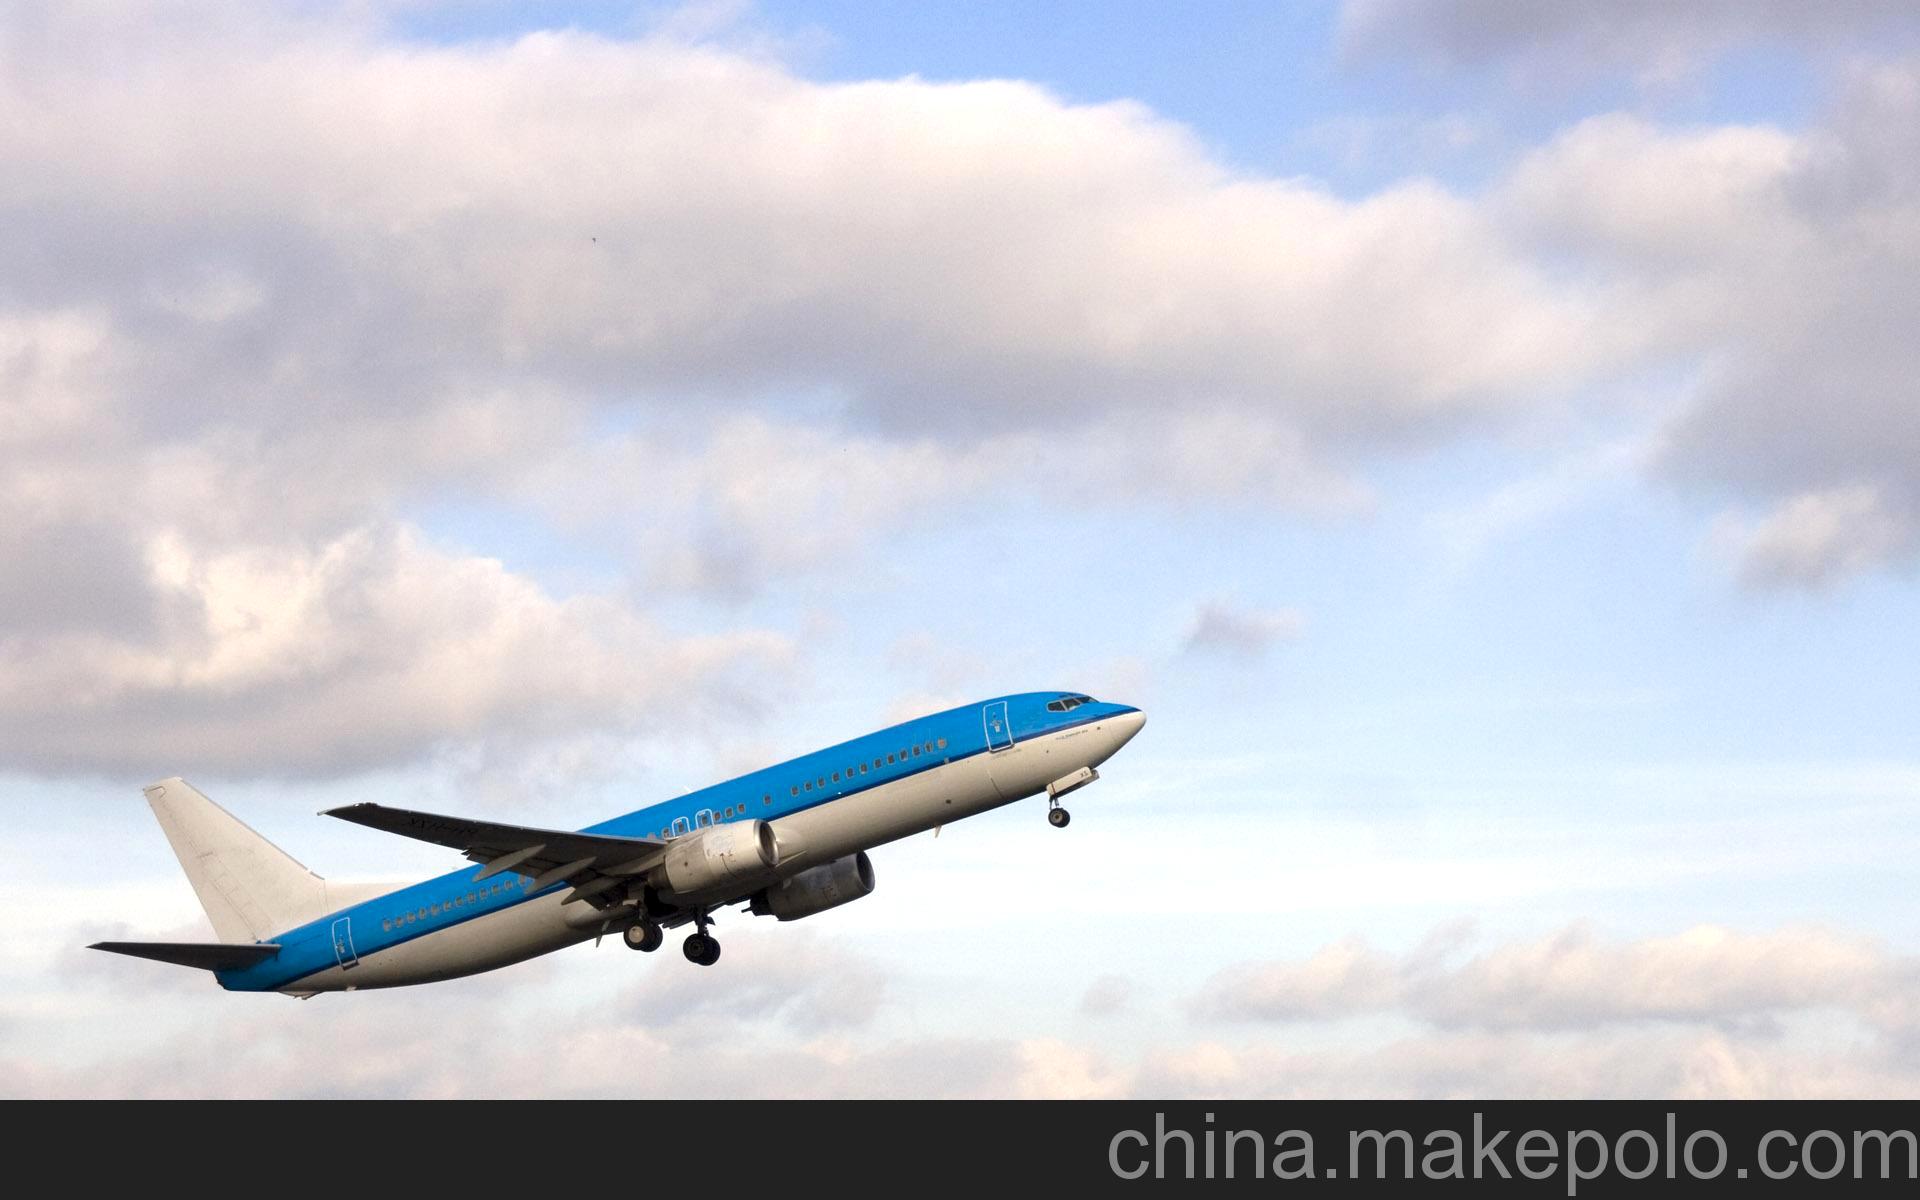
[90,691,1146,995]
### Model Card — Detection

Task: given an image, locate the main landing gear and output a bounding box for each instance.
[627,909,722,964]
[624,920,663,953]
[682,909,721,966]
[1048,801,1071,829]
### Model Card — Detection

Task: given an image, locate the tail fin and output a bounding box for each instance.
[143,777,329,942]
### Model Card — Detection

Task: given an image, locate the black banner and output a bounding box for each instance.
[17,1099,1919,1193]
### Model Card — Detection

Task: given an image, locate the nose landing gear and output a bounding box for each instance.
[1047,802,1071,829]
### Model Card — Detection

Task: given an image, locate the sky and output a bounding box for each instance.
[3,0,1919,1097]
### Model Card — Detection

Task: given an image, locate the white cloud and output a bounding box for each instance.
[12,916,1920,1098]
[1713,484,1918,590]
[0,522,793,776]
[1496,71,1920,587]
[1197,936,1401,1020]
[3,5,1603,454]
[1197,921,1909,1033]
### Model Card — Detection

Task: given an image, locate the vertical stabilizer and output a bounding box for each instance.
[143,778,329,942]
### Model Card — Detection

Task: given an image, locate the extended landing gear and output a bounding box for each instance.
[683,932,721,966]
[1048,804,1071,829]
[682,909,721,966]
[623,920,663,953]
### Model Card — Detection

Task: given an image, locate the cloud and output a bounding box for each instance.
[1712,484,1918,590]
[1079,974,1133,1017]
[1196,921,1908,1033]
[1183,602,1306,658]
[15,917,1920,1098]
[624,928,889,1034]
[3,4,1603,460]
[1495,67,1920,587]
[0,521,793,777]
[1340,0,1918,82]
[1138,1027,1920,1100]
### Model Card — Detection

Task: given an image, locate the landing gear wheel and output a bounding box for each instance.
[624,921,663,952]
[1048,806,1071,828]
[683,932,721,966]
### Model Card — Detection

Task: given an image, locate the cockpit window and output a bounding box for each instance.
[1046,694,1098,712]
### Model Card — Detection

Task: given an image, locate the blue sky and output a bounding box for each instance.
[3,1,1919,1097]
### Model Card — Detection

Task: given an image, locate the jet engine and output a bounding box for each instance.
[750,852,875,921]
[655,820,780,899]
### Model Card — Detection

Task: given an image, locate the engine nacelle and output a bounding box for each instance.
[750,852,875,921]
[655,820,780,899]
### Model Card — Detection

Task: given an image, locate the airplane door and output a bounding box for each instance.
[330,916,360,971]
[983,700,1013,752]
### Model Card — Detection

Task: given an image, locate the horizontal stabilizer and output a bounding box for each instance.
[90,941,282,971]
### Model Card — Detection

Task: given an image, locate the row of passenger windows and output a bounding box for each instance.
[1046,694,1095,712]
[647,736,953,838]
[380,876,524,932]
[789,737,947,796]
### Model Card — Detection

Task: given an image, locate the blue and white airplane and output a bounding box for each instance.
[92,692,1145,995]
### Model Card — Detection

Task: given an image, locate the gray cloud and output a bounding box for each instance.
[1183,602,1306,658]
[1341,0,1919,80]
[1079,974,1133,1018]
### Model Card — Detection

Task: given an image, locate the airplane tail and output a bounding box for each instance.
[142,777,330,942]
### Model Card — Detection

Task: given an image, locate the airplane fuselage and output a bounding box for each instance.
[212,693,1145,994]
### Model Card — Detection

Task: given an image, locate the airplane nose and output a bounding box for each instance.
[1114,708,1146,745]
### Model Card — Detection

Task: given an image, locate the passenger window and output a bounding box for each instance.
[382,919,392,932]
[912,746,921,757]
[859,763,867,774]
[791,785,799,796]
[697,811,712,828]
[805,781,813,791]
[887,754,895,764]
[937,737,947,749]
[832,771,840,782]
[466,893,476,903]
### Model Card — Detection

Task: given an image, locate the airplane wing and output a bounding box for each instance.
[322,803,668,907]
